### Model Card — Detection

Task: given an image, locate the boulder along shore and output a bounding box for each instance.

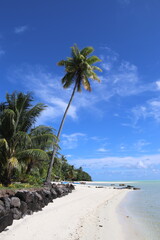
[0,183,74,233]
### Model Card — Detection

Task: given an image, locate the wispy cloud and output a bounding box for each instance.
[134,139,150,152]
[14,25,28,34]
[8,46,160,126]
[73,154,160,170]
[61,132,87,149]
[97,148,109,152]
[131,98,160,124]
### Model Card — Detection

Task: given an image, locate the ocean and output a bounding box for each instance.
[122,181,160,240]
[89,181,160,239]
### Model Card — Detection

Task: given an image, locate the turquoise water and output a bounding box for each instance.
[123,181,160,240]
[89,181,160,239]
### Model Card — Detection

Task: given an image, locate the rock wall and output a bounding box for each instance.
[0,183,75,233]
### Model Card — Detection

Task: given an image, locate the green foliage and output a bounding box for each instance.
[57,44,102,92]
[51,155,92,182]
[0,92,57,186]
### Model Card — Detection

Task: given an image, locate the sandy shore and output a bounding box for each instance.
[0,185,134,240]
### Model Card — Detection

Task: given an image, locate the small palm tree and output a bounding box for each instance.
[0,92,57,186]
[46,45,102,183]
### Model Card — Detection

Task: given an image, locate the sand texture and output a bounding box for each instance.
[0,185,131,240]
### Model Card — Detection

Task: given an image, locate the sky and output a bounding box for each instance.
[1,0,160,181]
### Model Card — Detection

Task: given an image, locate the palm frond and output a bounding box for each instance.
[80,47,94,57]
[71,44,80,59]
[82,76,91,91]
[13,131,32,150]
[92,66,103,72]
[87,56,101,65]
[57,60,66,66]
[0,109,15,139]
[30,125,55,135]
[17,149,49,162]
[20,103,46,132]
[90,72,101,82]
[61,72,75,85]
[0,138,9,151]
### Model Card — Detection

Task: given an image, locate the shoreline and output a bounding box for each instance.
[0,184,138,240]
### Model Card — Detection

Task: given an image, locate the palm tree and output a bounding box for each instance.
[46,45,102,183]
[24,125,57,175]
[0,92,56,186]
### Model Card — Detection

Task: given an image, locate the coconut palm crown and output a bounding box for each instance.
[45,45,102,183]
[58,45,102,92]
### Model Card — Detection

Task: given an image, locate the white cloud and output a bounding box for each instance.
[131,98,160,124]
[14,25,28,34]
[97,148,109,152]
[155,80,160,90]
[8,46,160,125]
[73,154,160,170]
[61,132,86,149]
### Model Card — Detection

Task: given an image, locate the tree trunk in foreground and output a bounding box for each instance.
[45,83,77,184]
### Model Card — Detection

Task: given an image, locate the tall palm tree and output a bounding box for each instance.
[0,92,56,186]
[46,45,102,183]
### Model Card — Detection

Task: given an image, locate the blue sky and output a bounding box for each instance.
[1,0,160,181]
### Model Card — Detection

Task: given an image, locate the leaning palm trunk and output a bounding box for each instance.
[45,45,102,184]
[45,83,77,183]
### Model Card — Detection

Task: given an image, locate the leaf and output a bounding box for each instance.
[87,56,102,65]
[80,47,94,57]
[82,76,91,91]
[92,66,103,72]
[17,149,49,162]
[71,44,80,59]
[57,60,66,66]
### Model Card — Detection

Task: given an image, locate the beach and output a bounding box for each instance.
[0,184,139,240]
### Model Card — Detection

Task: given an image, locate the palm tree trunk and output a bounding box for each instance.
[45,82,77,184]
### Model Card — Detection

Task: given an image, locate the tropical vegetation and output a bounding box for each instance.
[0,91,92,187]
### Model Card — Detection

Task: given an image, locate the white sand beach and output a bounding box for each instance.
[0,185,139,240]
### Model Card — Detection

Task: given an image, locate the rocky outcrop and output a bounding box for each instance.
[0,183,75,233]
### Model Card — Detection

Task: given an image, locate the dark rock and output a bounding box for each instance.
[0,200,6,217]
[133,187,140,190]
[126,185,134,189]
[50,188,57,199]
[20,201,28,216]
[15,191,33,203]
[2,197,11,211]
[10,197,21,208]
[11,208,22,220]
[0,213,13,232]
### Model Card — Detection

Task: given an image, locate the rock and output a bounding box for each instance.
[10,197,21,208]
[0,200,6,217]
[20,201,28,216]
[0,213,13,232]
[15,191,33,203]
[2,197,11,211]
[11,208,22,220]
[126,185,134,189]
[50,188,57,199]
[133,187,140,190]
